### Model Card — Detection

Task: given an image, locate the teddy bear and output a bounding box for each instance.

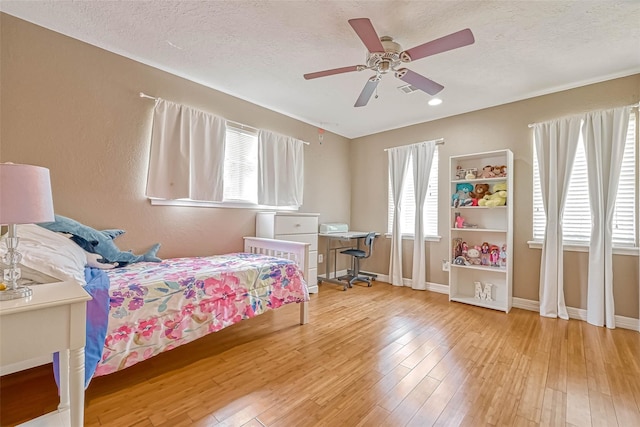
[480,165,495,178]
[452,183,474,207]
[478,182,507,207]
[469,183,491,200]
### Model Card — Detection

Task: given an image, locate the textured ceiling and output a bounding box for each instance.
[2,1,639,139]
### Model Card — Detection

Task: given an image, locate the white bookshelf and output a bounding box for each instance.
[448,149,513,312]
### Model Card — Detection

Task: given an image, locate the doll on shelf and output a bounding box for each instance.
[480,241,490,266]
[462,241,469,256]
[489,245,500,267]
[499,244,507,267]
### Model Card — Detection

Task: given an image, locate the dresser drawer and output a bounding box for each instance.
[275,233,317,251]
[274,215,318,235]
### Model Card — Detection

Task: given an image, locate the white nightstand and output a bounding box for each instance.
[0,281,91,426]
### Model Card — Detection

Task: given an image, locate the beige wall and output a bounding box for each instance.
[0,14,351,259]
[1,14,638,319]
[351,74,640,319]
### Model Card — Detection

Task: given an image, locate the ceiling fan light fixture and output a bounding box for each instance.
[304,18,474,107]
[428,98,443,106]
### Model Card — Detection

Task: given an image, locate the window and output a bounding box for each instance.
[533,112,637,247]
[387,147,439,238]
[223,124,258,204]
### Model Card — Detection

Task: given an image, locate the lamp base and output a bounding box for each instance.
[0,285,33,301]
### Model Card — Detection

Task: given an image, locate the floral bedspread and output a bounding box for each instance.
[94,253,309,376]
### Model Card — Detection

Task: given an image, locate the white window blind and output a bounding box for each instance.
[223,125,258,204]
[533,112,637,247]
[387,147,439,237]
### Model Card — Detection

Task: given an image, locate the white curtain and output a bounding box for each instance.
[146,99,226,201]
[411,141,436,290]
[388,145,412,287]
[534,117,581,319]
[257,130,304,207]
[583,107,631,328]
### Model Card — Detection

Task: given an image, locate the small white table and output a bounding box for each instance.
[0,281,91,426]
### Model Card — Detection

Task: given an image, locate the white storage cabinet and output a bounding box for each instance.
[448,149,513,312]
[256,212,319,294]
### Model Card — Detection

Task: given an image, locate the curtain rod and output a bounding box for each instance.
[384,138,444,151]
[139,92,309,145]
[527,102,640,128]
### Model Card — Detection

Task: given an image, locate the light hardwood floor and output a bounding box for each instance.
[1,281,639,426]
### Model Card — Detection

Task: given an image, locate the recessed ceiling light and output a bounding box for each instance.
[428,98,443,106]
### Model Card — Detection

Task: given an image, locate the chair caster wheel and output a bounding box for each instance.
[368,283,372,287]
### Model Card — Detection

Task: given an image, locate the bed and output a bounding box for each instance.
[0,226,310,379]
[93,237,310,376]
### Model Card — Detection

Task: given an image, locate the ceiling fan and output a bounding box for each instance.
[304,18,475,107]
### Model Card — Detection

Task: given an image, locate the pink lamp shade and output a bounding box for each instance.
[0,163,55,225]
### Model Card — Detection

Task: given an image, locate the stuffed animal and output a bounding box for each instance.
[452,183,474,207]
[39,215,161,266]
[470,183,491,200]
[478,182,507,207]
[466,247,481,265]
[480,165,495,178]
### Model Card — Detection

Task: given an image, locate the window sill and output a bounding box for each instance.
[384,233,442,242]
[527,241,639,256]
[148,198,298,211]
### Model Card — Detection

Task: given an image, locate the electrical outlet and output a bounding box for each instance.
[318,254,324,263]
[442,260,450,272]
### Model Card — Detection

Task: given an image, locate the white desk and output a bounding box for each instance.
[318,231,378,289]
[0,281,91,427]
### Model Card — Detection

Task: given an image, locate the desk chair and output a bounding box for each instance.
[339,232,376,290]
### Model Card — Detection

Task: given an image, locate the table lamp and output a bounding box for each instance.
[0,163,55,300]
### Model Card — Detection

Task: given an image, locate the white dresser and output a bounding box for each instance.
[256,212,319,293]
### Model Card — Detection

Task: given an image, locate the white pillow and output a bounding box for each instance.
[0,224,87,284]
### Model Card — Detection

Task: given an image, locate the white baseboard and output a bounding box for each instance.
[318,269,349,279]
[373,273,448,294]
[513,297,639,331]
[370,275,639,332]
[1,355,52,376]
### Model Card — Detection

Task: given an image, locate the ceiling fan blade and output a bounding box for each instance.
[348,18,385,53]
[304,65,361,80]
[401,28,475,62]
[395,68,444,96]
[354,78,379,107]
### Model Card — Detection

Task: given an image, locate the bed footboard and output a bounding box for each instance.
[243,237,309,325]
